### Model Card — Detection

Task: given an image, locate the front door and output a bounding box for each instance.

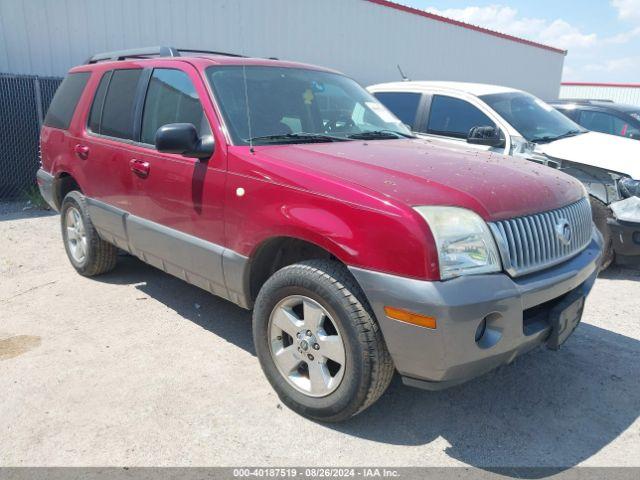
[124,64,229,297]
[417,94,508,154]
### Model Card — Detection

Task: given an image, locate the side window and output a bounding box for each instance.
[373,92,421,127]
[427,95,496,139]
[43,72,90,130]
[100,69,143,140]
[579,110,630,137]
[87,71,112,133]
[141,68,211,145]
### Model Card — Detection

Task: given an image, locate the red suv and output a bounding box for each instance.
[38,47,602,421]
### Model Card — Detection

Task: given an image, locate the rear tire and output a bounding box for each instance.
[253,259,395,422]
[61,191,117,276]
[590,196,614,270]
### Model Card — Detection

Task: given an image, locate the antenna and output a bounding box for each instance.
[397,64,410,82]
[242,65,255,154]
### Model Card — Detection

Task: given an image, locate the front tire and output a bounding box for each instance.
[253,260,394,422]
[61,191,117,276]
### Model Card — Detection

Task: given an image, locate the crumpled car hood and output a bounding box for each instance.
[536,131,640,179]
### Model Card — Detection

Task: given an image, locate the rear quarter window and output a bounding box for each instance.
[43,72,90,130]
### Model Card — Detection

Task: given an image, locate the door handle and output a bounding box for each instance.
[129,159,150,178]
[74,144,90,160]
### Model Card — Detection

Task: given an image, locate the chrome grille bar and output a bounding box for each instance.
[489,197,592,277]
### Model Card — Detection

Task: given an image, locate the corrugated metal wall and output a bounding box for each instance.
[0,0,565,99]
[560,85,640,107]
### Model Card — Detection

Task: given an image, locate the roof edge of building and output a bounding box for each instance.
[562,82,640,88]
[364,0,567,55]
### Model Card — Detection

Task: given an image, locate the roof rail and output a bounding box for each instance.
[177,48,246,58]
[86,46,180,64]
[85,46,251,64]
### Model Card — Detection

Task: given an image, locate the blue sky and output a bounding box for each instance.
[403,0,640,82]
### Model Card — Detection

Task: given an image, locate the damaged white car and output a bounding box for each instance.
[368,81,640,268]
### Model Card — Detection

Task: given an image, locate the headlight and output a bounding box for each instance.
[619,177,640,198]
[414,206,501,280]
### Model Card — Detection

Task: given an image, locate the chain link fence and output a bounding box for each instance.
[1,73,62,199]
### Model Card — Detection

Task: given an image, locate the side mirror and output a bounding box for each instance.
[155,123,214,159]
[467,125,505,148]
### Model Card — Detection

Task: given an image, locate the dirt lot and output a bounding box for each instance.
[1,202,639,469]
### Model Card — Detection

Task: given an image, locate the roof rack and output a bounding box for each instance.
[85,46,247,64]
[86,46,179,64]
[177,48,246,58]
[556,98,615,104]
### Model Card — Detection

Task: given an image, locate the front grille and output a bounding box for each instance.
[489,197,592,277]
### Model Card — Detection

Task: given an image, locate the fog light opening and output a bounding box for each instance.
[475,313,503,349]
[475,318,487,342]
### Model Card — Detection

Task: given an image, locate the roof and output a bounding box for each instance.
[552,100,640,114]
[562,82,640,89]
[368,81,520,97]
[364,0,567,55]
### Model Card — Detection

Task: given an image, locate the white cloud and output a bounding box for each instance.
[426,5,597,49]
[583,56,640,72]
[603,26,640,44]
[611,0,640,23]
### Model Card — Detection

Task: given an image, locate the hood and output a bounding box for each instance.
[255,138,584,221]
[536,131,640,179]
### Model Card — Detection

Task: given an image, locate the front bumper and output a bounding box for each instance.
[36,169,57,211]
[349,229,602,391]
[608,218,640,266]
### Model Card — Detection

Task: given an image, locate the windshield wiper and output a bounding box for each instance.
[530,129,585,144]
[347,129,415,140]
[246,133,347,144]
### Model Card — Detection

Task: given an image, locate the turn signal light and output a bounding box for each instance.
[384,306,436,329]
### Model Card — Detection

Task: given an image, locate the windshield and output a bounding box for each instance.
[205,66,412,145]
[481,92,586,143]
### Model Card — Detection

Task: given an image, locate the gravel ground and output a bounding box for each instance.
[1,201,639,469]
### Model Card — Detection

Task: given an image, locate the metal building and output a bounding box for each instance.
[560,83,640,107]
[0,0,566,99]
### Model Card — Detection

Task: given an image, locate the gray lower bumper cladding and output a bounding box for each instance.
[349,230,603,390]
[36,169,56,211]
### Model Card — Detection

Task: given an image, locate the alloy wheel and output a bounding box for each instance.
[65,206,88,263]
[268,295,346,397]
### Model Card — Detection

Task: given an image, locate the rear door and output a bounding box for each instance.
[371,91,426,130]
[80,68,145,212]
